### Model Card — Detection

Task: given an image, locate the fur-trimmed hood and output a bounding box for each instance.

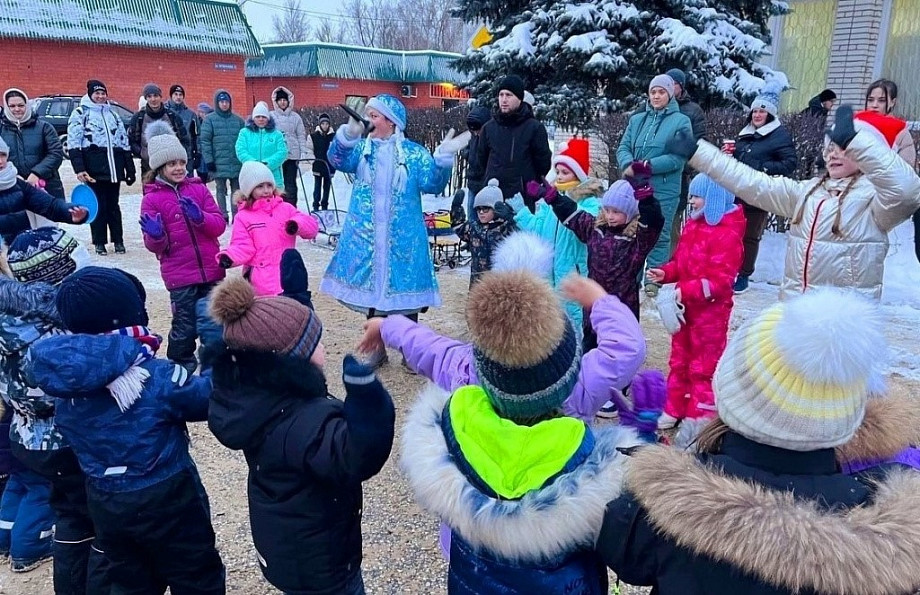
[568,177,605,201]
[627,446,920,595]
[400,384,640,563]
[837,395,920,469]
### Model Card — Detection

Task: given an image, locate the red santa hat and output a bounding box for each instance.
[552,138,590,182]
[854,110,907,148]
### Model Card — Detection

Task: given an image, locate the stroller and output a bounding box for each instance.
[299,158,346,248]
[425,209,468,271]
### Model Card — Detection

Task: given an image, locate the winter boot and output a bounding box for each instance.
[733,275,749,294]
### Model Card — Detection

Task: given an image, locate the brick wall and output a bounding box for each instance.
[245,76,450,114]
[825,0,885,109]
[0,39,247,110]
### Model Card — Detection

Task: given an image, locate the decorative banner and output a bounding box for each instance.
[430,83,471,100]
[471,25,493,49]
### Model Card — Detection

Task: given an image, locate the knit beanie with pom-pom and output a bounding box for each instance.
[209,276,322,361]
[145,120,188,171]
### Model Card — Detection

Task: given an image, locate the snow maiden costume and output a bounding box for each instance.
[400,262,665,594]
[321,95,458,315]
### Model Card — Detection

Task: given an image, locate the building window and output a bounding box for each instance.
[442,99,460,111]
[775,0,837,113]
[883,0,920,120]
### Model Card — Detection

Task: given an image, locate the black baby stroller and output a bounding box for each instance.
[299,158,347,248]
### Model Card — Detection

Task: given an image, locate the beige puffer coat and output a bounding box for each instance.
[270,86,312,161]
[690,132,920,301]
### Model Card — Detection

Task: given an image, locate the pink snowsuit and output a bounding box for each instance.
[660,207,745,420]
[219,194,319,295]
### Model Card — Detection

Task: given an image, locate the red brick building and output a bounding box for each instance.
[245,43,468,112]
[0,0,261,109]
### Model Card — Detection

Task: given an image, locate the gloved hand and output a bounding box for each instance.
[285,220,298,235]
[139,213,165,239]
[608,370,667,443]
[524,178,558,203]
[342,354,375,386]
[436,129,472,156]
[625,161,653,200]
[827,104,857,150]
[125,174,136,186]
[345,116,366,140]
[218,254,233,269]
[493,200,514,221]
[631,160,652,179]
[450,189,466,225]
[665,128,699,161]
[179,197,204,224]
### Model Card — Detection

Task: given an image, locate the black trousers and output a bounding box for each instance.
[87,181,123,246]
[168,283,215,371]
[913,208,920,263]
[282,160,299,206]
[312,172,332,209]
[14,446,110,595]
[87,469,225,595]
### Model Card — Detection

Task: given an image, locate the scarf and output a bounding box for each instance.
[104,326,162,412]
[357,131,408,195]
[0,163,18,191]
[554,179,580,193]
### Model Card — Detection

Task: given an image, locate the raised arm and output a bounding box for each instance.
[846,132,920,232]
[326,127,363,174]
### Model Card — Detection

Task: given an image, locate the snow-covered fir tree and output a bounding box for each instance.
[453,0,789,128]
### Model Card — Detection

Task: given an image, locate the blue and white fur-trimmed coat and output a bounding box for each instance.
[320,129,450,314]
[401,385,641,594]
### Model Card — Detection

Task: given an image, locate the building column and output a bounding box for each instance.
[825,0,886,108]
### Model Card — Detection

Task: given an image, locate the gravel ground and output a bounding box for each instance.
[0,164,915,594]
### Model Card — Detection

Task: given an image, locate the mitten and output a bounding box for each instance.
[179,197,204,225]
[218,254,233,269]
[139,213,165,239]
[827,104,857,149]
[285,220,298,235]
[493,201,514,221]
[434,129,471,168]
[125,174,136,186]
[542,182,559,204]
[665,128,699,160]
[342,354,381,396]
[450,189,467,225]
[345,116,366,140]
[608,370,667,442]
[524,179,545,202]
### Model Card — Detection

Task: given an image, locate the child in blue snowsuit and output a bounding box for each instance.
[26,266,225,594]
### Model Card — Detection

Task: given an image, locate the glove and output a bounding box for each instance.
[139,213,165,239]
[125,174,136,186]
[608,370,667,443]
[625,161,653,200]
[179,197,204,225]
[665,128,699,161]
[345,116,366,140]
[524,179,545,202]
[436,128,472,156]
[450,189,466,225]
[218,254,233,269]
[493,200,514,221]
[631,160,652,178]
[827,104,857,150]
[285,220,298,235]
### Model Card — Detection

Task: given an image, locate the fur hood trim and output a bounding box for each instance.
[837,396,920,466]
[400,384,639,563]
[627,446,920,595]
[568,177,605,201]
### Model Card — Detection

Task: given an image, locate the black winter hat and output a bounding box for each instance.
[56,267,149,334]
[318,112,331,124]
[819,89,837,102]
[274,88,289,101]
[498,75,525,101]
[466,106,491,129]
[170,84,185,97]
[86,80,107,95]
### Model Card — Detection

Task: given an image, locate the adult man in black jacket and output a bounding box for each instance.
[309,113,335,210]
[476,76,552,199]
[128,83,190,175]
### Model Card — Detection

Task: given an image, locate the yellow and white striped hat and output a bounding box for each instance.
[714,289,886,452]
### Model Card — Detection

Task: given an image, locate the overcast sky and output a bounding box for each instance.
[239,0,348,43]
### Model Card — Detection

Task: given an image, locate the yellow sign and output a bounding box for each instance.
[471,25,493,49]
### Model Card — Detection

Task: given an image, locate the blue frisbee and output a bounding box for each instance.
[70,184,98,224]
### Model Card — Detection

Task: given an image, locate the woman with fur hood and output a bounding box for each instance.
[398,261,665,594]
[235,101,288,190]
[510,139,602,337]
[666,105,920,302]
[358,233,647,422]
[270,87,311,205]
[597,289,920,595]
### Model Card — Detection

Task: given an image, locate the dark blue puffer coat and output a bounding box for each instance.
[0,179,77,245]
[26,333,210,493]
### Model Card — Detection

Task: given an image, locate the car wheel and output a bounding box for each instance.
[60,135,69,160]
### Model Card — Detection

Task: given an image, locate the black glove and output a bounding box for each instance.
[827,104,857,150]
[450,190,467,225]
[665,128,699,161]
[125,175,136,186]
[493,200,514,221]
[218,254,233,269]
[285,220,298,235]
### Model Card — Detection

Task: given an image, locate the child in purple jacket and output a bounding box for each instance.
[358,233,647,422]
[139,122,226,373]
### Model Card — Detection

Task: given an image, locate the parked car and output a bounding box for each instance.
[32,95,134,158]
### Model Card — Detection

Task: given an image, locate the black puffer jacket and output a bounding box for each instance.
[0,113,64,199]
[733,119,798,213]
[127,104,190,164]
[310,126,336,176]
[675,93,707,141]
[477,103,552,198]
[463,106,491,196]
[0,180,76,245]
[207,350,395,595]
[597,433,920,595]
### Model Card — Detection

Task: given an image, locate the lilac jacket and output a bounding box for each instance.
[382,294,646,421]
[141,178,226,290]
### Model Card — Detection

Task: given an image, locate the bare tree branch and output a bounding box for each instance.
[272,0,312,44]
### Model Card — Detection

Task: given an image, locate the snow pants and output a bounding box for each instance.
[0,467,54,563]
[168,283,216,373]
[15,444,111,595]
[665,302,732,420]
[86,468,224,595]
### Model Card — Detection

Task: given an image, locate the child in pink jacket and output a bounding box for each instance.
[218,161,319,295]
[139,122,226,372]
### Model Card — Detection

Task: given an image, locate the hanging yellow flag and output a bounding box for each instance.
[471,25,493,49]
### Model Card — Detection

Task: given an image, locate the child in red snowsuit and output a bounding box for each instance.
[648,173,744,429]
